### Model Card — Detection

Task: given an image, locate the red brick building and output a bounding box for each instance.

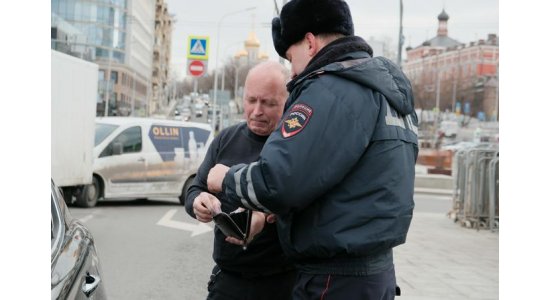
[403,10,499,120]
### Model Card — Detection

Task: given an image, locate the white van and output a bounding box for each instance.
[78,117,213,207]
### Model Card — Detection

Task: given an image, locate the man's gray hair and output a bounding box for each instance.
[244,61,291,99]
[248,60,290,83]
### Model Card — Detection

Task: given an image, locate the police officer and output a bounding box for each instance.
[207,0,418,299]
[185,61,295,300]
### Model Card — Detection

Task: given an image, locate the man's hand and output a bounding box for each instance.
[207,164,230,194]
[225,211,266,246]
[192,192,221,223]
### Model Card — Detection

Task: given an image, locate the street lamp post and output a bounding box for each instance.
[234,63,248,113]
[397,0,404,67]
[103,50,113,116]
[435,52,441,112]
[234,64,240,108]
[221,66,226,92]
[212,6,256,131]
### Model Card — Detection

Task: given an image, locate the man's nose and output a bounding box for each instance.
[252,104,263,115]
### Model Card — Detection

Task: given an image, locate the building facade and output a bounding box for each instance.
[125,0,156,116]
[51,0,157,116]
[402,10,499,120]
[150,0,173,115]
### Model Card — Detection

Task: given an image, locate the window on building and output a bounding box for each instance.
[111,71,118,84]
[113,51,125,63]
[96,47,106,59]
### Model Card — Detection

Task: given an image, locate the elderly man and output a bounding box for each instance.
[185,61,295,300]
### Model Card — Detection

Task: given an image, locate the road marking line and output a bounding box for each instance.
[77,209,102,223]
[80,214,94,223]
[156,209,213,237]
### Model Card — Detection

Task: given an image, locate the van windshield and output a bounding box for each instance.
[95,123,119,146]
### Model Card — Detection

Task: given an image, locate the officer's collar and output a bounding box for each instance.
[286,36,372,92]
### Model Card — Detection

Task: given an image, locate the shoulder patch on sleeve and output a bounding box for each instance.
[281,103,313,138]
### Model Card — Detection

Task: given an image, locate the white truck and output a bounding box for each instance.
[51,50,98,206]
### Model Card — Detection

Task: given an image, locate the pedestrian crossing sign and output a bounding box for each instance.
[187,36,209,60]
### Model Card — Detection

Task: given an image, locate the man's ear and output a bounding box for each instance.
[304,32,318,57]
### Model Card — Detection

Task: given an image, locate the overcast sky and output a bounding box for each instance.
[165,0,499,79]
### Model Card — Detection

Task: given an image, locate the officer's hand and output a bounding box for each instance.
[265,214,277,223]
[207,164,230,194]
[193,192,221,223]
[225,211,266,246]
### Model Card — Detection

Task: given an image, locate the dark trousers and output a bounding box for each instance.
[206,265,296,300]
[292,265,397,300]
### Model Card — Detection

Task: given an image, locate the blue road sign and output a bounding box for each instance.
[187,36,209,60]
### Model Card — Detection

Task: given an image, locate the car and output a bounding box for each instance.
[51,179,107,299]
[182,108,191,119]
[438,120,459,138]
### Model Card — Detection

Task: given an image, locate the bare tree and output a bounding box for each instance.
[176,58,257,109]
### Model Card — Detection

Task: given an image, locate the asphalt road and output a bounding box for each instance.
[69,193,452,300]
[70,198,213,300]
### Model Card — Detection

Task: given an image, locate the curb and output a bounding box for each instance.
[414,187,454,196]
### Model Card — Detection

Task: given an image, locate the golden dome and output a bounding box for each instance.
[234,49,248,58]
[259,52,269,60]
[245,31,260,48]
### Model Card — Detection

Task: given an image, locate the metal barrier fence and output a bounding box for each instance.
[450,143,499,231]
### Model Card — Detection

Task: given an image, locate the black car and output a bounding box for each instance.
[51,180,107,299]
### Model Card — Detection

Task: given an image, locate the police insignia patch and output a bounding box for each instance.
[281,103,313,138]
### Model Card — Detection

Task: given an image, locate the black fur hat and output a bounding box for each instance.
[272,0,355,59]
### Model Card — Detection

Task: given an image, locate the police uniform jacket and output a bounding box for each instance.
[220,36,419,275]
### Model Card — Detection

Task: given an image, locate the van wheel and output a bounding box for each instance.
[179,176,195,206]
[76,176,100,208]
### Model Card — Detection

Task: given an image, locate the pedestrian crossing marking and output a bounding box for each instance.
[190,40,206,56]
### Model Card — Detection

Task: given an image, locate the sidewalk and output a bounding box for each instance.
[394,211,499,299]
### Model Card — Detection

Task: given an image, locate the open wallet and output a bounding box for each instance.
[212,209,252,250]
